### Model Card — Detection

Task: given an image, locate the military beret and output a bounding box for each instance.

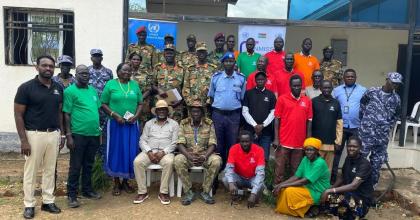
[214,32,225,41]
[136,26,146,34]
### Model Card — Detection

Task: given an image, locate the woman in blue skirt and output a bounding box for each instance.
[101,62,143,196]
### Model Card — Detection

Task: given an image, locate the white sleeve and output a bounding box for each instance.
[242,106,257,127]
[262,109,275,127]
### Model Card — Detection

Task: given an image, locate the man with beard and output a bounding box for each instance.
[15,55,64,218]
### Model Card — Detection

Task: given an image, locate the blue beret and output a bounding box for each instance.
[220,52,235,62]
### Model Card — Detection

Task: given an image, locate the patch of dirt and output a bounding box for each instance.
[0,183,419,220]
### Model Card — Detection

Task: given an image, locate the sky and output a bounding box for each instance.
[227,0,289,19]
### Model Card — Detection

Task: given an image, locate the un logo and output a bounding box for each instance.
[148,23,160,33]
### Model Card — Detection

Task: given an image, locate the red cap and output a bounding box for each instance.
[136,26,146,34]
[214,32,225,41]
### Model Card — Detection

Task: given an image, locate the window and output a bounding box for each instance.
[4,7,74,65]
[289,0,408,24]
[331,39,348,66]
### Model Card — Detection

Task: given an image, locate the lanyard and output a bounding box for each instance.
[344,85,356,102]
[193,127,199,145]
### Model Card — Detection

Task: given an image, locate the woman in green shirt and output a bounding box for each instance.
[101,63,143,196]
[273,137,330,218]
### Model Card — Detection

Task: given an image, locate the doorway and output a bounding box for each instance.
[396,44,420,114]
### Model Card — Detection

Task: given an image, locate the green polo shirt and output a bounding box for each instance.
[295,156,330,204]
[100,79,143,117]
[63,84,101,136]
[236,52,261,78]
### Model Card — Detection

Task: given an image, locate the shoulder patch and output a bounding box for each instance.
[180,118,191,126]
[204,118,213,125]
[208,63,217,69]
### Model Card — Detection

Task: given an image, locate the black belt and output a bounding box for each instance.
[26,128,58,132]
[213,108,241,115]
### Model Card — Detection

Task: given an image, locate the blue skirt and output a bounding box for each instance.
[104,119,140,179]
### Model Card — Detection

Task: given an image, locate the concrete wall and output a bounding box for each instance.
[0,0,123,133]
[285,26,408,88]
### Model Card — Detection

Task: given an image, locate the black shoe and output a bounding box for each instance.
[181,190,195,206]
[82,191,102,200]
[23,207,34,219]
[68,197,80,208]
[200,192,215,204]
[41,203,61,214]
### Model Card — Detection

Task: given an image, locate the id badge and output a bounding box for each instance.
[343,106,349,114]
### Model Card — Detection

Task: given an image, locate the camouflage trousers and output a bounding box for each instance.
[361,144,387,185]
[174,154,222,193]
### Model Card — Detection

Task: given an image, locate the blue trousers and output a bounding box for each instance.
[212,110,240,168]
[254,135,272,161]
[361,144,387,185]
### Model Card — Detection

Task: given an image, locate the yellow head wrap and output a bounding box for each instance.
[303,137,322,150]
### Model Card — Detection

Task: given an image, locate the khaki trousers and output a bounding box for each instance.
[23,130,60,207]
[319,150,334,174]
[133,152,174,194]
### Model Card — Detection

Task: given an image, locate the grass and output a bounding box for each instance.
[91,155,111,191]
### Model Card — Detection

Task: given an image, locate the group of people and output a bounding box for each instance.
[14,26,402,220]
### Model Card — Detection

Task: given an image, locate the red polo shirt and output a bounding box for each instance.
[246,70,278,95]
[276,68,306,97]
[274,94,312,148]
[265,50,285,76]
[227,143,265,179]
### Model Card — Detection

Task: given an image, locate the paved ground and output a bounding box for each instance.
[0,153,419,219]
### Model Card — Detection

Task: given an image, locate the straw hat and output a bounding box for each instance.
[151,100,173,115]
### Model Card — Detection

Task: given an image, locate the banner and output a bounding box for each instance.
[128,18,177,51]
[238,25,286,55]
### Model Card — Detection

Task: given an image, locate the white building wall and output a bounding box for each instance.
[0,0,123,133]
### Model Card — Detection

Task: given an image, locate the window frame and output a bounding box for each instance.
[3,7,74,66]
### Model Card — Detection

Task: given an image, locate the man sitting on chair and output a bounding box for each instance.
[223,130,265,208]
[133,100,179,205]
[174,100,222,206]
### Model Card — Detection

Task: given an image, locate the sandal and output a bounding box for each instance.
[304,206,319,218]
[121,181,135,194]
[112,185,121,196]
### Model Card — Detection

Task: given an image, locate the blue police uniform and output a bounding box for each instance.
[207,52,246,166]
[358,87,401,185]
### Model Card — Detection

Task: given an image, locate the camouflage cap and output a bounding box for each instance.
[196,42,208,51]
[387,72,403,84]
[323,45,333,51]
[90,48,103,56]
[164,44,176,51]
[186,34,196,40]
[57,55,73,65]
[189,99,205,110]
[164,34,174,40]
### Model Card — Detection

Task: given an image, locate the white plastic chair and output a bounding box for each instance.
[146,164,175,197]
[176,166,212,197]
[392,101,420,145]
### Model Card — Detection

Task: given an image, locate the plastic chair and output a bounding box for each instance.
[146,164,175,197]
[176,166,212,197]
[392,101,420,145]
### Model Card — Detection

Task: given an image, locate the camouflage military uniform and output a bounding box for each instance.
[207,50,225,70]
[132,65,156,123]
[154,63,185,122]
[320,59,343,87]
[182,63,216,107]
[174,117,222,193]
[126,43,158,70]
[180,51,198,67]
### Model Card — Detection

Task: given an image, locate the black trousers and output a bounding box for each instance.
[331,128,358,184]
[67,134,99,198]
